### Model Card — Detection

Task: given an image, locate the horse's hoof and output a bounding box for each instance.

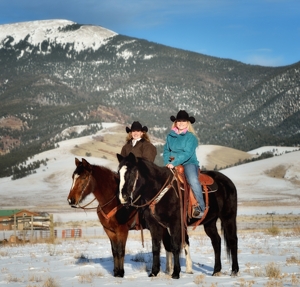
[113,270,124,277]
[148,273,157,277]
[212,271,222,276]
[171,273,180,279]
[114,274,124,278]
[231,270,239,277]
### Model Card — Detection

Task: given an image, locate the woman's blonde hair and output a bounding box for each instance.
[172,121,198,138]
[125,131,151,142]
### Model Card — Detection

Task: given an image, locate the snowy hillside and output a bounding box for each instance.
[0,19,117,53]
[0,123,299,217]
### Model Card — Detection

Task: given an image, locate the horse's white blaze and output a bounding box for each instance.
[71,174,79,190]
[184,243,193,274]
[119,165,127,204]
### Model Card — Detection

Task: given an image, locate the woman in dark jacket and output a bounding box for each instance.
[120,121,157,162]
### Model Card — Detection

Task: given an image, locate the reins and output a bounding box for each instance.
[75,173,117,213]
[129,172,176,209]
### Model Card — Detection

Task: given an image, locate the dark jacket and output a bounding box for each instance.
[121,138,157,162]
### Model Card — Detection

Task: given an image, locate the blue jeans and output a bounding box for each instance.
[184,164,205,211]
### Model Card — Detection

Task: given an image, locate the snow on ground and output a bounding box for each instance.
[1,230,300,287]
[222,149,300,215]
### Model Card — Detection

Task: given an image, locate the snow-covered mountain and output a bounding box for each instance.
[0,19,300,179]
[0,19,117,53]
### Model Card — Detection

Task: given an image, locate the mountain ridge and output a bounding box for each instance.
[0,19,299,177]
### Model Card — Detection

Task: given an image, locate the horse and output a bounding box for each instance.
[67,157,193,277]
[117,152,239,279]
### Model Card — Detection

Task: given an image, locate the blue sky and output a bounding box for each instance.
[0,0,299,67]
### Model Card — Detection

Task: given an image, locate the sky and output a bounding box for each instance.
[0,0,299,67]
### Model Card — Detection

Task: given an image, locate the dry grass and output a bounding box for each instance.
[265,262,282,279]
[193,273,206,284]
[286,256,300,265]
[237,278,256,287]
[41,277,60,287]
[77,270,104,283]
[265,226,281,236]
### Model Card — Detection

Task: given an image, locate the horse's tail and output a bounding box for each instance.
[221,212,238,260]
[221,222,231,259]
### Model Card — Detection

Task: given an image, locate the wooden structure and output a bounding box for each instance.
[0,209,50,231]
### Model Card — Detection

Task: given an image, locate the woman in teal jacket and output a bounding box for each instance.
[163,110,205,218]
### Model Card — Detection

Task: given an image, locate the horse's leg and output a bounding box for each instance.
[162,229,173,274]
[221,218,239,276]
[169,225,183,279]
[104,226,128,277]
[203,219,222,275]
[163,229,192,274]
[149,225,164,277]
[145,211,164,277]
[183,232,193,274]
[149,223,165,277]
[163,235,192,275]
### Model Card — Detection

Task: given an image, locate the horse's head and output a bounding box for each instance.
[67,158,93,208]
[117,153,139,206]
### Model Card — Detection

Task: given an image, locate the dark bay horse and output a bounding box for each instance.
[117,152,239,279]
[67,158,193,277]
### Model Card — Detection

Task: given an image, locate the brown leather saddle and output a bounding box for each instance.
[174,165,218,221]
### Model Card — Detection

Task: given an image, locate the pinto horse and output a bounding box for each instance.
[67,158,193,277]
[117,152,239,279]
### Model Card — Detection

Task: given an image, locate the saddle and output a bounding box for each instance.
[175,165,218,222]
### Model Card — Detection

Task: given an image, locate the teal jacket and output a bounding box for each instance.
[163,130,199,167]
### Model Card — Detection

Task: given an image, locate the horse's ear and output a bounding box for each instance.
[82,158,92,171]
[75,158,80,166]
[128,152,137,163]
[116,153,124,163]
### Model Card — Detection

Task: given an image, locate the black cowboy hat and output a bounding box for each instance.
[170,110,195,124]
[126,121,148,133]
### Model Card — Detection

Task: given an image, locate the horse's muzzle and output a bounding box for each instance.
[68,198,78,208]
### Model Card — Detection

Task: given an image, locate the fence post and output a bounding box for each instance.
[49,214,54,242]
[31,215,34,243]
[14,214,17,245]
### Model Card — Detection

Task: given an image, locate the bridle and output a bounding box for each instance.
[127,170,141,205]
[72,173,98,210]
[126,170,177,209]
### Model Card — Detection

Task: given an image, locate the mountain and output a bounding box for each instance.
[0,19,299,177]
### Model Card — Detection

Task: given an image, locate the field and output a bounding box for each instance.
[1,123,300,286]
[1,222,300,287]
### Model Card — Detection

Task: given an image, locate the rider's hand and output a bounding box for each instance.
[166,163,174,169]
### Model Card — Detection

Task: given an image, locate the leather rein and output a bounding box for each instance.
[128,170,177,209]
[74,173,122,220]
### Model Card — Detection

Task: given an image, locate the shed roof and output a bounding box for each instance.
[0,209,22,217]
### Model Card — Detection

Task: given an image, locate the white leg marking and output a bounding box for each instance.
[184,243,193,274]
[165,251,173,274]
[119,166,127,204]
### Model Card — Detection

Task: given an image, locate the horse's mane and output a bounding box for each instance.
[136,157,170,180]
[91,164,120,183]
